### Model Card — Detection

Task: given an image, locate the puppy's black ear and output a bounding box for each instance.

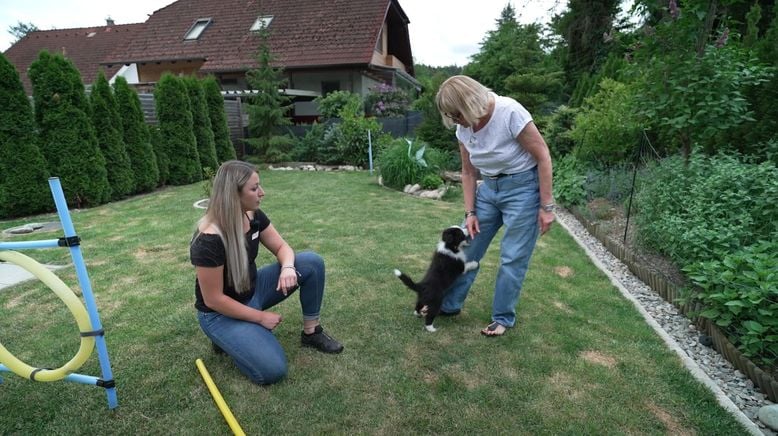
[442,229,455,245]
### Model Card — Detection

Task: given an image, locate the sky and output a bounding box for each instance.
[0,0,568,67]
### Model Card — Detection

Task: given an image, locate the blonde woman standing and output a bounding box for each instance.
[190,160,342,385]
[435,75,555,337]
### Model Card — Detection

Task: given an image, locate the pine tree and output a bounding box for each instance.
[149,125,169,185]
[0,53,51,218]
[183,76,219,172]
[154,73,201,185]
[113,76,159,192]
[91,71,135,199]
[28,51,110,206]
[245,24,294,162]
[202,76,236,162]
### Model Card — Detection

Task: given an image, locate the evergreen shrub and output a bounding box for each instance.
[154,73,202,185]
[113,76,159,192]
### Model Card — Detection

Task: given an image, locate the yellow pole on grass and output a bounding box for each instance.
[195,358,246,436]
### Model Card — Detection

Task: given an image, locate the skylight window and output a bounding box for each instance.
[250,15,274,31]
[184,18,212,40]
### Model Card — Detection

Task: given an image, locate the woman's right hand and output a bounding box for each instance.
[466,215,480,237]
[257,311,283,330]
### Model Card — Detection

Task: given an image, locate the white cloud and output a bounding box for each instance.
[0,0,567,67]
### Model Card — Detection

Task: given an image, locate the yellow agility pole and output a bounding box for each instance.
[195,358,246,436]
[0,250,95,382]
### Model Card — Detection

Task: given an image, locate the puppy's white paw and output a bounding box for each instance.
[425,324,437,332]
[393,269,401,277]
[413,310,422,317]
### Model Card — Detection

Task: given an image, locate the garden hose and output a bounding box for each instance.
[0,250,94,382]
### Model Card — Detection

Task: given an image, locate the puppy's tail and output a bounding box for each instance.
[393,269,422,294]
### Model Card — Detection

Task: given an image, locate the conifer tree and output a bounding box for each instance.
[113,77,159,192]
[28,51,110,206]
[183,76,219,172]
[202,76,236,162]
[0,53,51,218]
[91,71,134,199]
[245,24,294,162]
[154,73,201,185]
[149,125,169,185]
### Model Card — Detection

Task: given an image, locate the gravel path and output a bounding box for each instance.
[555,207,774,435]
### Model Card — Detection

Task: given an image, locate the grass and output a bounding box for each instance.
[0,170,749,435]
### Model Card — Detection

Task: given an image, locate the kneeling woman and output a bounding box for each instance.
[190,160,343,385]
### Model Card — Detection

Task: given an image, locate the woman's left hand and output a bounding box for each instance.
[538,210,555,235]
[277,267,299,295]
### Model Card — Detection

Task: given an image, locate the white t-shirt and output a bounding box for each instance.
[456,93,535,177]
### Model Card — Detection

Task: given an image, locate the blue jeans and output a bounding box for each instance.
[197,251,326,384]
[441,167,540,327]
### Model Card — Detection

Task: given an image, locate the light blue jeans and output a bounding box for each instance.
[441,167,540,328]
[197,251,326,385]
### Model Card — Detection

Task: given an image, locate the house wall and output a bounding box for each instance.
[136,60,205,82]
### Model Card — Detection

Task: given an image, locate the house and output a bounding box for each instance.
[3,19,145,95]
[103,0,419,122]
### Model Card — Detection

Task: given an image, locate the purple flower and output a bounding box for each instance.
[715,28,729,48]
[669,0,679,19]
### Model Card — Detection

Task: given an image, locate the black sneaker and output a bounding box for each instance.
[301,325,344,354]
[439,309,461,317]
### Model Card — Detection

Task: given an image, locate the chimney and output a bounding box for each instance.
[106,17,115,26]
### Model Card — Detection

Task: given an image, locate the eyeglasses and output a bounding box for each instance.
[444,112,462,122]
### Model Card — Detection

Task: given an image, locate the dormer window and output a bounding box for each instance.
[184,18,212,40]
[250,15,274,31]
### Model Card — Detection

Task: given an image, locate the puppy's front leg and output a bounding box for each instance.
[464,261,479,273]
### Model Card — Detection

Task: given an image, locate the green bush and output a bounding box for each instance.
[570,79,640,166]
[0,53,51,218]
[28,50,110,207]
[202,76,236,163]
[149,125,168,186]
[154,73,202,185]
[420,174,444,190]
[378,138,441,190]
[635,153,778,267]
[683,240,778,369]
[334,99,384,167]
[113,76,159,193]
[543,105,578,159]
[91,71,135,199]
[552,154,587,206]
[411,75,458,153]
[183,76,219,173]
[315,91,361,119]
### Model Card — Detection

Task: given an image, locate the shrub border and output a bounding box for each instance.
[569,206,778,402]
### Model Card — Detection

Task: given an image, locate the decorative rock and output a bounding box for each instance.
[759,405,778,431]
[403,184,412,193]
[408,184,421,194]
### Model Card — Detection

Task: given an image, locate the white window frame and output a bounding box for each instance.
[184,18,212,40]
[250,15,274,31]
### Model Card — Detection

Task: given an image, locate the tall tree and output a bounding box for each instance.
[113,76,159,192]
[244,22,294,162]
[551,0,620,89]
[0,53,50,218]
[202,76,236,162]
[154,73,201,185]
[465,5,563,113]
[183,76,219,172]
[28,51,110,207]
[91,71,135,199]
[7,21,38,43]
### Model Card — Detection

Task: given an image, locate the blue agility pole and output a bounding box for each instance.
[0,177,118,409]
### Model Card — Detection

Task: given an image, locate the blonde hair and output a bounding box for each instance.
[195,160,257,293]
[435,75,491,129]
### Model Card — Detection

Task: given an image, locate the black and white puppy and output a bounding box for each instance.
[394,226,478,332]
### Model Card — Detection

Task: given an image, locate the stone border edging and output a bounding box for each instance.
[556,214,764,436]
[568,207,778,404]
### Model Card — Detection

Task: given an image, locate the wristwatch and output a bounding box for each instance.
[541,203,555,213]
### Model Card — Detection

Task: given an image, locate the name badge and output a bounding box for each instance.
[252,231,259,240]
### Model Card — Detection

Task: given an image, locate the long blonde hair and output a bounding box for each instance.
[196,160,257,293]
[435,75,491,129]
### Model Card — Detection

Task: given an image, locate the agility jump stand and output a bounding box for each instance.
[0,178,118,409]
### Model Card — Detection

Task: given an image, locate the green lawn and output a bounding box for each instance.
[0,170,748,434]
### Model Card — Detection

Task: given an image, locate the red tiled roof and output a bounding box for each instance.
[3,23,145,94]
[103,0,406,72]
